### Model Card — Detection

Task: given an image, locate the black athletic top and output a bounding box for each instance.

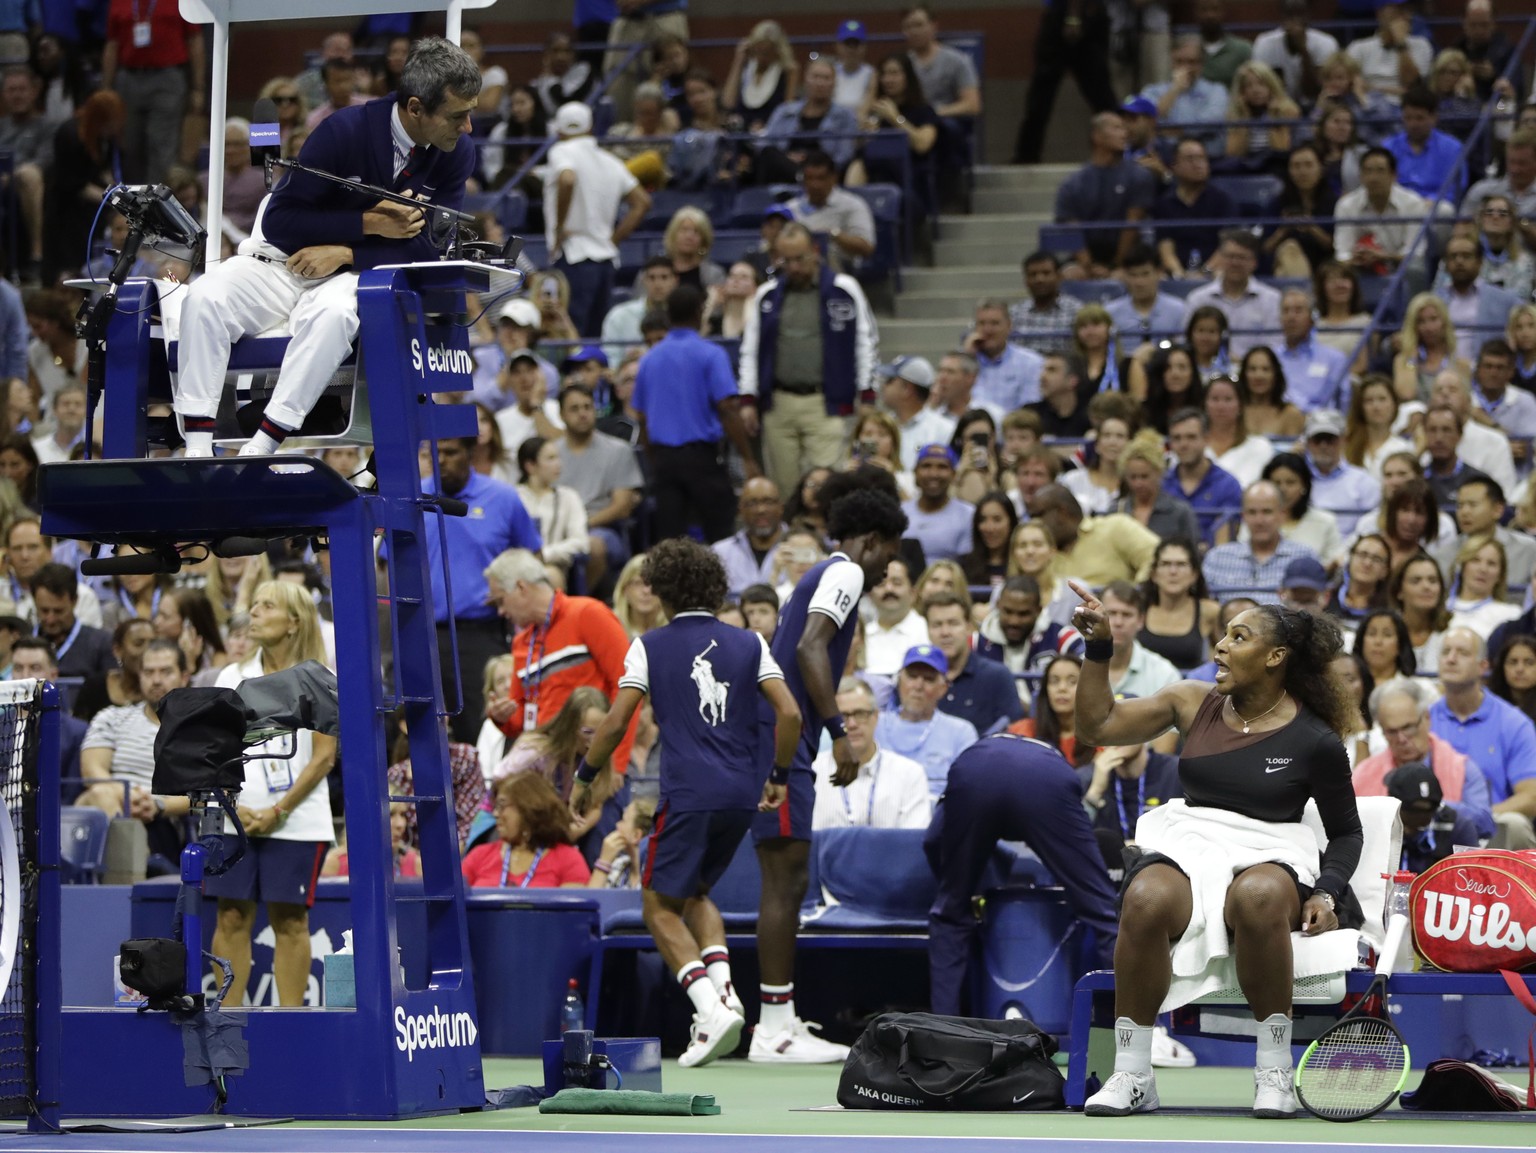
[1180,690,1363,902]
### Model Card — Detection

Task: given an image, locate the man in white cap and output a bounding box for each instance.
[472,296,558,413]
[544,101,652,339]
[879,356,954,471]
[1301,408,1380,536]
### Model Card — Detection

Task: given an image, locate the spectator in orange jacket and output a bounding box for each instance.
[484,548,638,771]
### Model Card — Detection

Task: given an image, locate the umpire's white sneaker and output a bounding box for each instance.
[1084,1070,1159,1116]
[1253,1066,1297,1118]
[748,1017,850,1063]
[678,1000,744,1068]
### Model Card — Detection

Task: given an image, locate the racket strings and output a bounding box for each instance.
[1296,1017,1409,1117]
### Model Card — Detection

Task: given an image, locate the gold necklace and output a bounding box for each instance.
[1228,692,1284,735]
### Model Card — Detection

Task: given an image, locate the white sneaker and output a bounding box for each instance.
[678,1000,744,1068]
[1084,1070,1159,1117]
[1253,1066,1297,1118]
[748,1017,850,1064]
[1150,1025,1196,1068]
[722,983,744,1017]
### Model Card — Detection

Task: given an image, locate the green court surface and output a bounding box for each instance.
[338,1057,1536,1143]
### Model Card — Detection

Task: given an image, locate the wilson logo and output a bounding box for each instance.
[1420,892,1536,951]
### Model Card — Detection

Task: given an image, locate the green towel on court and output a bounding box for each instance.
[539,1089,721,1116]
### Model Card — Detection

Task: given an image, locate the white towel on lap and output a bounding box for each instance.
[1133,800,1360,1012]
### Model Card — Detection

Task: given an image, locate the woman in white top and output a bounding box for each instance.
[1390,553,1450,676]
[723,21,798,132]
[1448,537,1522,639]
[1203,377,1273,487]
[514,436,588,586]
[1342,374,1413,482]
[832,25,875,115]
[208,580,336,1007]
[476,654,515,785]
[1063,412,1131,516]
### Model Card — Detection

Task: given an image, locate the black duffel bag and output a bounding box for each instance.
[837,1013,1065,1111]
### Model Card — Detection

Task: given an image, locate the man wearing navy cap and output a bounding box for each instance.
[1279,555,1329,615]
[832,20,875,113]
[1013,0,1118,165]
[880,357,956,471]
[874,644,980,789]
[900,445,974,561]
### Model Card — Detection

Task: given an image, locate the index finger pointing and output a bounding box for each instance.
[1067,579,1099,607]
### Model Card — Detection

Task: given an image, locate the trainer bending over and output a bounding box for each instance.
[1071,585,1362,1119]
[174,37,479,457]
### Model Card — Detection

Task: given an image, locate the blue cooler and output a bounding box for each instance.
[973,886,1090,1035]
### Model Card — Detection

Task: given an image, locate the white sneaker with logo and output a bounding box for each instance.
[1252,1065,1297,1118]
[1084,1070,1160,1116]
[748,1017,850,1063]
[678,1000,744,1068]
[1150,1024,1197,1068]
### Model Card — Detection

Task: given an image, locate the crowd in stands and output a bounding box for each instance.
[11,5,1536,1027]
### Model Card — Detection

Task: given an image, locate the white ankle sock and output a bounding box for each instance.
[677,962,720,1016]
[1256,1013,1293,1070]
[240,431,281,456]
[1113,1017,1155,1075]
[759,984,794,1034]
[182,430,214,457]
[702,946,733,1001]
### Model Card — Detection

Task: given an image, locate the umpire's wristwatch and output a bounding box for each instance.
[1313,890,1336,912]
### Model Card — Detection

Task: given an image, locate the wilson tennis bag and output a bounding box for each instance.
[837,1013,1065,1111]
[1409,849,1536,972]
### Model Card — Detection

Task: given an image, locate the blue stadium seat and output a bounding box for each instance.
[804,827,935,930]
[639,188,707,233]
[727,186,793,229]
[1060,279,1124,304]
[1213,174,1283,217]
[1038,225,1086,256]
[495,188,529,234]
[61,806,109,884]
[850,183,904,292]
[711,229,764,266]
[590,95,616,137]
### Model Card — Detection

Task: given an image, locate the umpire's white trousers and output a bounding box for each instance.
[174,255,361,431]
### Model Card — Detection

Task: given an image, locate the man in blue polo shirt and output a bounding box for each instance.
[875,644,980,789]
[1384,85,1467,203]
[923,591,1025,735]
[633,284,760,542]
[418,435,542,741]
[1429,627,1536,849]
[901,445,974,561]
[1163,408,1241,546]
[1275,289,1349,412]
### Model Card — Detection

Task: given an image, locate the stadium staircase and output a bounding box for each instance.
[877,164,1072,360]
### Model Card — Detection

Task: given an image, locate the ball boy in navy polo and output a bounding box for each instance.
[575,539,801,1068]
[750,486,908,1063]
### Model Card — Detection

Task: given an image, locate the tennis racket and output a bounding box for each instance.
[1294,912,1411,1122]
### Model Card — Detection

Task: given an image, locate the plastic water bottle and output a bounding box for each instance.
[560,978,585,1033]
[1385,869,1418,972]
